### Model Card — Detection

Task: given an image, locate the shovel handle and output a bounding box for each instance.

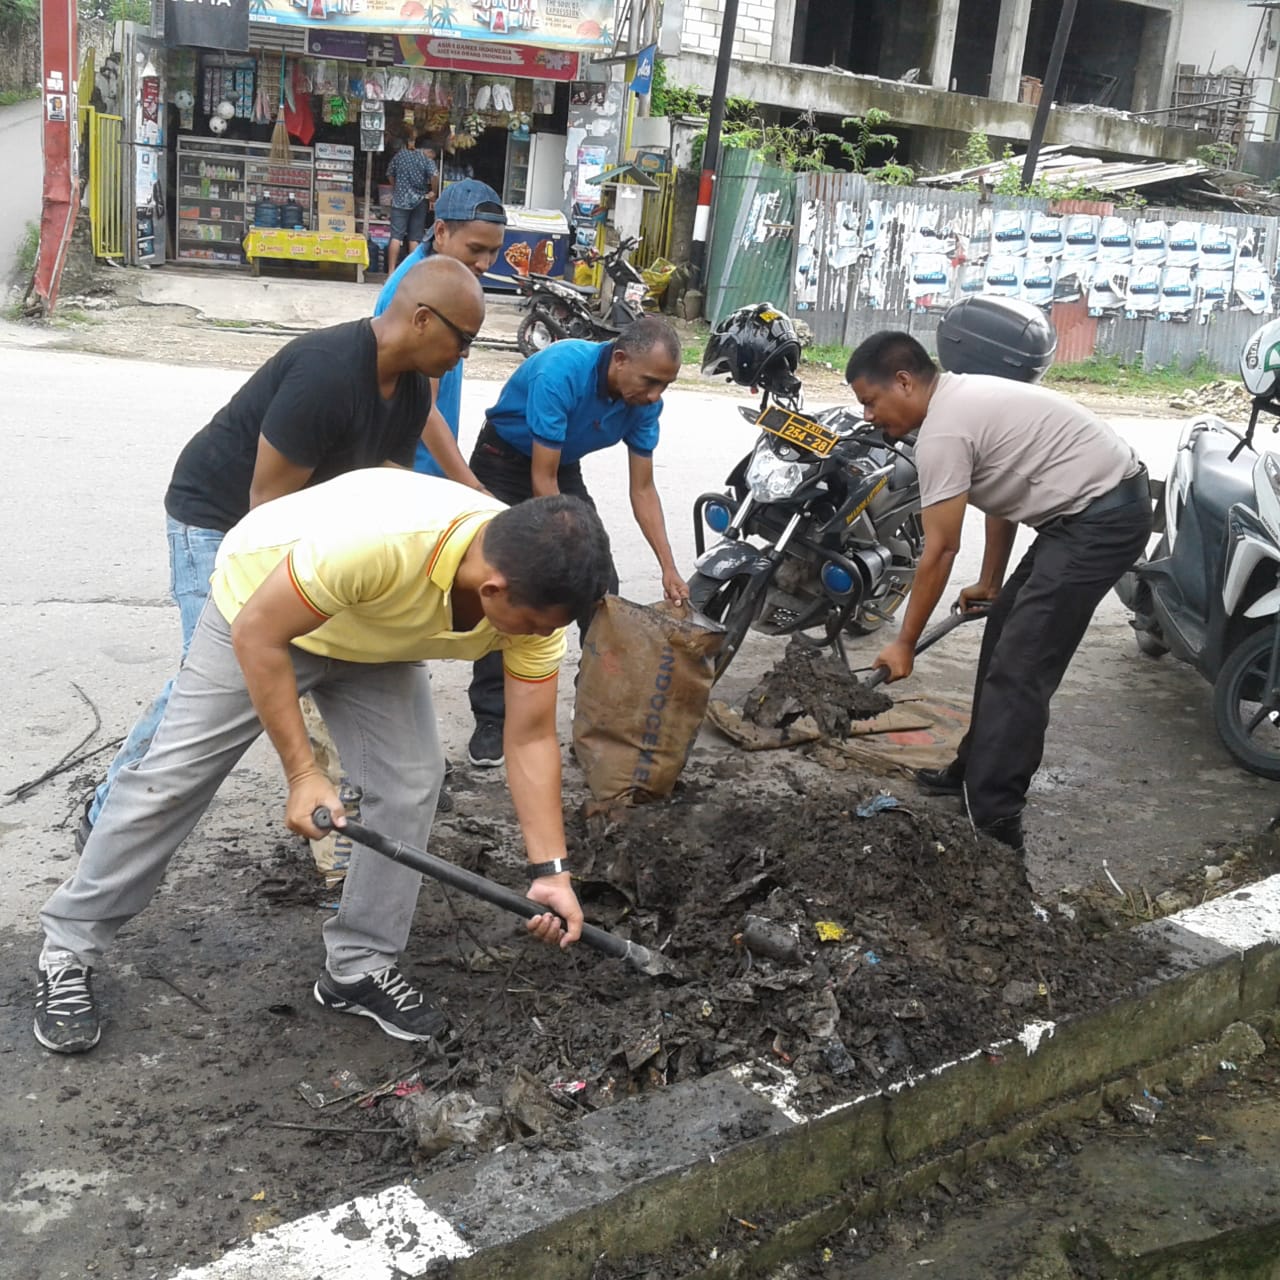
[865,605,988,688]
[313,808,641,966]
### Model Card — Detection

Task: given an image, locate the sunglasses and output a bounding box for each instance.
[417,303,478,353]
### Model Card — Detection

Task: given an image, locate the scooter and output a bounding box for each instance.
[508,236,647,356]
[1115,317,1280,778]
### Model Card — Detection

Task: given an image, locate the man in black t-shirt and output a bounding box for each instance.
[80,256,484,841]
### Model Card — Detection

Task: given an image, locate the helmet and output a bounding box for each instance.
[1241,317,1280,398]
[702,303,803,400]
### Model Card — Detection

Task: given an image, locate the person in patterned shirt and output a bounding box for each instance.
[386,133,439,273]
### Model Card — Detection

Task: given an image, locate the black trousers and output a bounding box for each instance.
[956,488,1152,827]
[467,422,620,728]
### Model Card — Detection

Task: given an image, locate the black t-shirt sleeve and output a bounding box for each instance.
[257,355,356,469]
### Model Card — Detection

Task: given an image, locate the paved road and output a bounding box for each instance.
[1,342,1275,944]
[0,98,42,285]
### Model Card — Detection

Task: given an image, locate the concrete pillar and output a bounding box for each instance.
[1131,7,1173,113]
[771,0,799,63]
[922,0,961,90]
[989,0,1032,103]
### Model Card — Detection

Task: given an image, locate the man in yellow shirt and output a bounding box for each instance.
[34,470,613,1054]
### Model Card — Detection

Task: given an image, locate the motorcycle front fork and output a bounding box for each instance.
[1267,624,1280,726]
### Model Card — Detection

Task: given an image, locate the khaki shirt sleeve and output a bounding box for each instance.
[501,627,568,683]
[917,433,975,509]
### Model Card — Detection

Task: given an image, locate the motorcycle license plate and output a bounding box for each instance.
[757,407,839,457]
[624,281,646,305]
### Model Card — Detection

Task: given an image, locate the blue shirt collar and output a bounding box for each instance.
[596,341,619,401]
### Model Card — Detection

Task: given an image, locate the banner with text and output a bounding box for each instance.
[258,0,612,51]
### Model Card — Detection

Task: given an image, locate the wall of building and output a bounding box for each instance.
[1177,0,1280,140]
[680,0,775,63]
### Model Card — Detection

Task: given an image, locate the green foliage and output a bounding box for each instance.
[16,220,38,276]
[0,0,37,27]
[802,342,850,369]
[692,103,911,178]
[1044,351,1228,394]
[960,131,994,170]
[78,0,150,20]
[649,58,706,119]
[0,88,38,106]
[1195,140,1238,169]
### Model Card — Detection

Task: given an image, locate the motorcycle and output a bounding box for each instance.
[690,396,924,681]
[508,236,648,357]
[1115,317,1280,778]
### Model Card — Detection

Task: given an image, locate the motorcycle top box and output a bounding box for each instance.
[936,296,1057,383]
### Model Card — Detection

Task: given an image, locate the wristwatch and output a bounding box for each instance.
[527,858,569,878]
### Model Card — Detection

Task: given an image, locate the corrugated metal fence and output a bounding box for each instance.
[708,153,1280,371]
[705,149,797,326]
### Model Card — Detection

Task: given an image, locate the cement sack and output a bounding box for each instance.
[573,596,722,810]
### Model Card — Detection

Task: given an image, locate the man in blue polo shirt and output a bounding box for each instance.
[464,315,688,767]
[375,179,507,489]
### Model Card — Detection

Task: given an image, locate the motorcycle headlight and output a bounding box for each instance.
[746,445,807,501]
[1263,452,1280,505]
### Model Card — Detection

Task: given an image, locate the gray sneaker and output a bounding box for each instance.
[314,965,451,1043]
[34,958,101,1054]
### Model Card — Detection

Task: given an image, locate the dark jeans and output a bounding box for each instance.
[468,422,619,728]
[956,484,1152,827]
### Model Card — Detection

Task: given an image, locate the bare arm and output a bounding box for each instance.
[530,441,562,498]
[503,671,582,947]
[873,492,968,681]
[960,514,1018,609]
[420,383,486,489]
[249,436,314,509]
[229,560,341,837]
[627,451,688,602]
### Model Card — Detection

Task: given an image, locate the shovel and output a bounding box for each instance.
[860,605,989,690]
[313,808,685,982]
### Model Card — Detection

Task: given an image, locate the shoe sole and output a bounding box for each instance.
[33,1017,101,1054]
[467,753,504,768]
[313,981,449,1044]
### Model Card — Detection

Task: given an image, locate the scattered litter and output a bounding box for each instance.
[549,1079,587,1096]
[1220,1060,1238,1071]
[394,1090,503,1156]
[856,793,901,818]
[250,1190,266,1202]
[1127,1099,1158,1126]
[864,950,881,965]
[814,920,847,943]
[733,1217,759,1232]
[1102,860,1126,898]
[297,1069,368,1110]
[1031,903,1050,923]
[1143,1089,1165,1110]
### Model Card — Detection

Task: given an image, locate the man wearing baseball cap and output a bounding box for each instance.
[374,179,508,489]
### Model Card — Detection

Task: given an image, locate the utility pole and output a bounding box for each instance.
[33,0,79,311]
[1020,0,1079,186]
[689,0,739,288]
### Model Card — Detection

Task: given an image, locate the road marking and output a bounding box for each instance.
[1171,871,1280,951]
[166,1184,472,1278]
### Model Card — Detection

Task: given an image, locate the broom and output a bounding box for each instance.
[270,54,291,160]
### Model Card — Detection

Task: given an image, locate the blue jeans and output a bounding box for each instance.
[89,517,224,823]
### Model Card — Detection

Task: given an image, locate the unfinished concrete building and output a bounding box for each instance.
[660,0,1280,174]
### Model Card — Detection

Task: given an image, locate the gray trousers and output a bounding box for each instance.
[41,603,445,979]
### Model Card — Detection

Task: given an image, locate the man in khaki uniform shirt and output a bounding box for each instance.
[846,332,1151,854]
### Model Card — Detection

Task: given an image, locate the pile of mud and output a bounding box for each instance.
[429,773,1162,1127]
[740,638,893,738]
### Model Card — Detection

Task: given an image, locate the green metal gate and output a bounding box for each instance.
[705,149,797,327]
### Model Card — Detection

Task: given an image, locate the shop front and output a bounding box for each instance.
[135,0,622,281]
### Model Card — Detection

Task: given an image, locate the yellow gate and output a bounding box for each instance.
[634,171,675,270]
[78,105,125,261]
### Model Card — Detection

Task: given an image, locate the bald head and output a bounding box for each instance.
[390,255,485,330]
[383,255,486,379]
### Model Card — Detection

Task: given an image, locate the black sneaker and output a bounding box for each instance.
[314,965,452,1043]
[34,958,101,1054]
[468,722,504,769]
[914,762,965,796]
[74,799,94,855]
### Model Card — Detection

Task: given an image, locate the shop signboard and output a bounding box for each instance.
[164,0,250,52]
[257,0,613,51]
[305,30,579,79]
